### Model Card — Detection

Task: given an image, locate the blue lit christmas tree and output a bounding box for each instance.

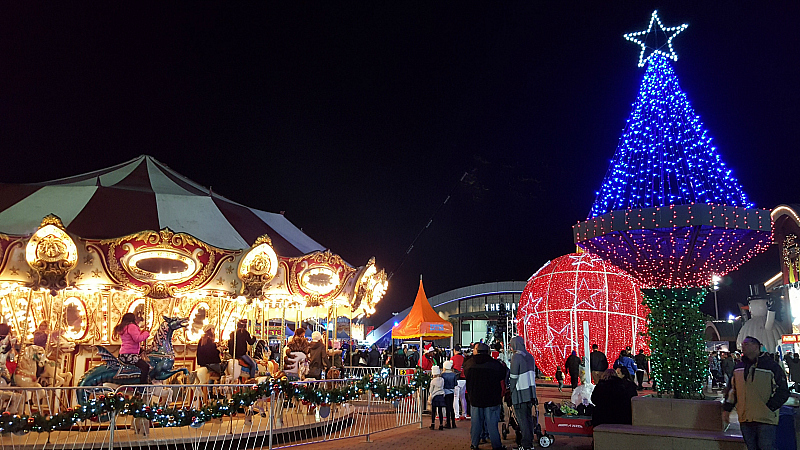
[573,11,773,397]
[573,10,770,289]
[589,43,752,218]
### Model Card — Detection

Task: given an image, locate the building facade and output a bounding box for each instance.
[366,281,526,347]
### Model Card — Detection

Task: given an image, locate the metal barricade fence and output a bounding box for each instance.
[0,375,422,450]
[0,385,117,449]
[340,366,383,379]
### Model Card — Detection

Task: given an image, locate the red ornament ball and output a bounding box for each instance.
[516,252,649,378]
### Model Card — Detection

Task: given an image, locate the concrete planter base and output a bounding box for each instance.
[593,396,745,450]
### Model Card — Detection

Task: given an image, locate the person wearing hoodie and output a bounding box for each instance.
[723,336,790,450]
[464,342,507,450]
[307,331,329,379]
[565,350,581,389]
[508,336,537,450]
[428,366,446,430]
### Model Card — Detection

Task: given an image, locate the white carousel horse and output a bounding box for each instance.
[14,345,49,415]
[15,345,45,388]
[283,349,309,380]
[222,358,278,383]
[0,336,25,415]
[40,335,74,388]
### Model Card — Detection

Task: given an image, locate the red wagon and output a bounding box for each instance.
[538,414,593,447]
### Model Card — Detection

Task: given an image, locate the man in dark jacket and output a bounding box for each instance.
[464,342,507,450]
[591,369,638,426]
[565,351,581,389]
[229,319,257,379]
[407,346,420,367]
[589,344,608,384]
[393,345,408,368]
[723,336,790,450]
[367,344,381,367]
[634,349,649,390]
[720,351,736,385]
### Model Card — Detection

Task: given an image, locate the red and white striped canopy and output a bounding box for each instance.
[0,155,324,255]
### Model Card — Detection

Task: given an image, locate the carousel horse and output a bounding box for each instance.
[13,345,48,414]
[14,345,45,388]
[77,316,190,403]
[283,348,309,380]
[0,335,25,414]
[39,334,74,388]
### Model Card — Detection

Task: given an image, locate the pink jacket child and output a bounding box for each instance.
[120,323,149,355]
[113,313,151,384]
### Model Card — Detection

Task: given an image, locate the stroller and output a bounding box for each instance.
[501,390,545,448]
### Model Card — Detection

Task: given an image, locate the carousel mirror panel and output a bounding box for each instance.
[62,296,88,341]
[185,301,210,342]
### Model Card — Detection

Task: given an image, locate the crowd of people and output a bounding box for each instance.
[194,321,364,382]
[12,312,799,450]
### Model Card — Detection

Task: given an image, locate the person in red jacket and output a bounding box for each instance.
[419,347,435,370]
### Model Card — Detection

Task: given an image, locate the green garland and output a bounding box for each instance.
[0,370,431,435]
[642,288,707,399]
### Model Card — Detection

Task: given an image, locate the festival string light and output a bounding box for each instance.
[0,371,431,434]
[517,253,649,378]
[572,11,771,397]
[641,287,707,398]
[575,15,770,289]
[589,53,752,219]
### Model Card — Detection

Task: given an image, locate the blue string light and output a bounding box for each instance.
[589,52,753,219]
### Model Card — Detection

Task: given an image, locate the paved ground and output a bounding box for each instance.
[303,383,610,450]
[302,381,733,450]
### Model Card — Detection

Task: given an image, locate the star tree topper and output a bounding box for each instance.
[624,10,688,67]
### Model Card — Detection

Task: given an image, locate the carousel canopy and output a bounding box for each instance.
[391,280,452,340]
[0,155,323,255]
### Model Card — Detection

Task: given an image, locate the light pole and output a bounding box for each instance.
[711,274,721,320]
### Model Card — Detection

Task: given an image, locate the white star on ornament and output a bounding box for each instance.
[568,253,603,270]
[519,296,544,327]
[624,10,688,67]
[544,322,573,360]
[566,278,605,310]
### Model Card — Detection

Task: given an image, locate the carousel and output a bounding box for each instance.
[0,155,388,390]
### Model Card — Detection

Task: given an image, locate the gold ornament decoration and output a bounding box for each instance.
[87,227,239,300]
[238,234,278,299]
[25,215,78,295]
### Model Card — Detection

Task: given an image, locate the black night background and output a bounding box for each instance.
[1,3,798,328]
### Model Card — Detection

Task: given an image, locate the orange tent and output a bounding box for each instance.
[391,280,453,339]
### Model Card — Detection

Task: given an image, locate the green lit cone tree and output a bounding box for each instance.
[641,288,708,399]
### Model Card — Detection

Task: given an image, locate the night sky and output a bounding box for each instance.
[1,4,799,327]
